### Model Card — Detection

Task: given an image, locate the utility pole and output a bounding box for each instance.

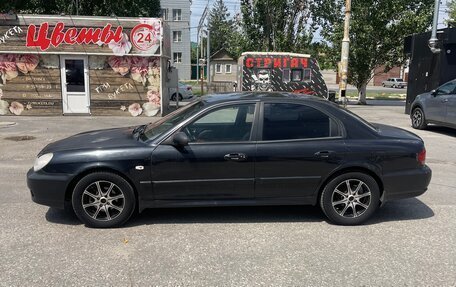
[428,0,441,53]
[196,29,199,81]
[207,29,211,87]
[338,0,352,104]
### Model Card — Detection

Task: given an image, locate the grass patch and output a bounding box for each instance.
[346,91,406,100]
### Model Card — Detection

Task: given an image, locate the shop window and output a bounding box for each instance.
[173,31,182,42]
[173,9,182,21]
[291,69,311,82]
[225,64,232,73]
[173,52,182,63]
[283,68,290,82]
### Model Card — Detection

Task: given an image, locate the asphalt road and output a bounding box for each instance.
[0,102,455,286]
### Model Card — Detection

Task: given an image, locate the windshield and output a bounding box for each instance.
[140,100,205,141]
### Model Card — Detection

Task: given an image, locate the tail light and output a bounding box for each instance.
[417,148,426,166]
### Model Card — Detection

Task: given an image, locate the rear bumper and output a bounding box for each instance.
[382,165,432,202]
[27,168,72,209]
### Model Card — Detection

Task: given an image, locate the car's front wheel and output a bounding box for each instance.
[411,107,427,129]
[72,172,136,228]
[320,172,380,225]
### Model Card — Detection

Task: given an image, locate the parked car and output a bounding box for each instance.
[27,93,431,228]
[382,78,407,88]
[410,79,456,129]
[169,82,193,101]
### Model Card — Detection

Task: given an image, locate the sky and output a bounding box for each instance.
[190,0,450,42]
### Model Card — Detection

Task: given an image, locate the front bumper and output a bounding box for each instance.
[382,165,432,202]
[27,168,73,209]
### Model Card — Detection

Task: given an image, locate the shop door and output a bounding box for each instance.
[60,56,90,114]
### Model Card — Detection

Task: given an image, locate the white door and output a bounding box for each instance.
[60,56,90,114]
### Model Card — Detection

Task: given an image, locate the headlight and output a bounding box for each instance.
[33,153,53,172]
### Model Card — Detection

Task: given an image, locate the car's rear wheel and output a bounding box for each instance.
[72,172,136,228]
[171,93,183,101]
[411,107,427,129]
[382,83,385,87]
[392,84,397,88]
[320,172,380,225]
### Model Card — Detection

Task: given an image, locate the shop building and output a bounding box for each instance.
[0,14,172,117]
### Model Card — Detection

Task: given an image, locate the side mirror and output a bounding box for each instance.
[431,89,437,96]
[172,132,189,147]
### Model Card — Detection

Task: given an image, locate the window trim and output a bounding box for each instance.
[215,63,222,74]
[172,9,182,21]
[173,31,182,42]
[173,52,182,63]
[161,8,168,21]
[257,101,346,143]
[225,64,232,74]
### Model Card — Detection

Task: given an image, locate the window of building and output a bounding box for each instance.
[262,103,341,141]
[173,52,182,63]
[225,64,232,74]
[161,9,168,21]
[216,64,222,73]
[283,68,290,82]
[184,104,256,142]
[173,9,182,21]
[173,31,182,42]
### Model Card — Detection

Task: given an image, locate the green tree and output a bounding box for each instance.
[448,0,456,27]
[239,0,316,53]
[1,0,161,17]
[314,0,434,104]
[208,0,234,54]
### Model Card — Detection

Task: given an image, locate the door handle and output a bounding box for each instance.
[224,153,247,162]
[314,151,335,158]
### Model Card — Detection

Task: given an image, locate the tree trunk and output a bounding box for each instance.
[357,82,368,105]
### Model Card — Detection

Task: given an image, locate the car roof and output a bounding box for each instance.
[200,92,328,105]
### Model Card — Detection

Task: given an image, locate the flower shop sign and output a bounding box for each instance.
[0,18,162,56]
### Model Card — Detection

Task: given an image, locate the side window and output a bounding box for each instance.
[262,103,341,141]
[291,69,302,81]
[185,104,256,143]
[437,82,456,95]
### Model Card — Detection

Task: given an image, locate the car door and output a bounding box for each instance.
[151,102,258,200]
[444,93,456,126]
[255,102,347,200]
[426,81,456,122]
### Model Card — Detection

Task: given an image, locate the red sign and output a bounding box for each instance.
[26,22,123,51]
[245,57,308,69]
[130,24,158,52]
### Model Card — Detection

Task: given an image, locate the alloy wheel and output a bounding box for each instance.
[412,109,423,127]
[81,180,125,221]
[331,179,371,218]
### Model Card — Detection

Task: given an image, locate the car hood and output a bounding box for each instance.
[39,127,143,155]
[372,123,422,141]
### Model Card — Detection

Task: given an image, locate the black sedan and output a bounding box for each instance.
[27,93,432,228]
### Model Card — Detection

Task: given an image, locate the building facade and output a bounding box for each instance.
[0,15,171,117]
[210,48,237,83]
[160,0,191,80]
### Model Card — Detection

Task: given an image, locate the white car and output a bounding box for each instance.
[169,82,193,101]
[382,78,407,88]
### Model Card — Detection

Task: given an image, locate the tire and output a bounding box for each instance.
[382,83,385,87]
[171,93,183,101]
[72,172,136,228]
[320,172,380,225]
[411,107,427,130]
[392,84,397,88]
